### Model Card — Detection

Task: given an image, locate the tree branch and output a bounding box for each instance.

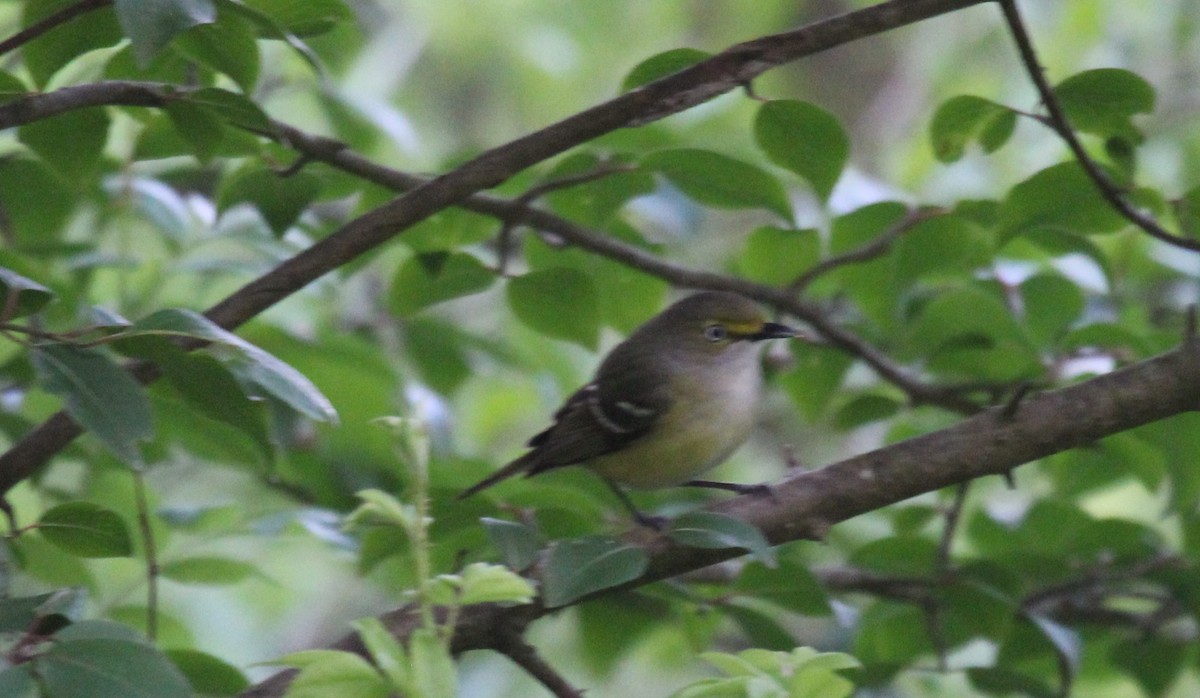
[244,338,1200,696]
[0,0,991,494]
[996,0,1199,252]
[0,0,112,59]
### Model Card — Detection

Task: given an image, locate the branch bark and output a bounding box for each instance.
[244,339,1200,696]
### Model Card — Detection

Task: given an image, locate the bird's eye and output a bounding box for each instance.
[703,323,728,342]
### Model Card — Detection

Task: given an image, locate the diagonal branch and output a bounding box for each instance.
[0,0,112,59]
[997,0,1200,252]
[243,338,1200,696]
[0,0,990,495]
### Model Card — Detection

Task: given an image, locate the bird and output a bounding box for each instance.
[460,291,802,526]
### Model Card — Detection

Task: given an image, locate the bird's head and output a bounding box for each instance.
[647,291,804,359]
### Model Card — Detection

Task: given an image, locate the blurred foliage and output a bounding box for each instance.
[0,0,1197,697]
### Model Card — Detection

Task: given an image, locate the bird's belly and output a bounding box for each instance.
[588,377,758,489]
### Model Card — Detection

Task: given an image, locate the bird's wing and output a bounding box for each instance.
[524,376,671,476]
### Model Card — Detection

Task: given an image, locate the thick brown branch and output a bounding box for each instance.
[244,340,1200,696]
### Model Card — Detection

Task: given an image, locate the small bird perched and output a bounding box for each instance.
[460,291,802,525]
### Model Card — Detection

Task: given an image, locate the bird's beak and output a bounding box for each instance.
[751,322,805,341]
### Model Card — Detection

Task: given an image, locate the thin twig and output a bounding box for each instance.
[130,466,159,641]
[788,207,944,294]
[997,0,1200,252]
[0,0,112,58]
[936,483,968,573]
[498,163,637,274]
[492,630,585,698]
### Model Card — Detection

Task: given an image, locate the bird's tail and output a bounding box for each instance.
[458,452,536,499]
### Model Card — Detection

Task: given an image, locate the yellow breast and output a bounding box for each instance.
[587,352,762,489]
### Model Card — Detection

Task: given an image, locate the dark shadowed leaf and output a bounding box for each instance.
[32,344,153,465]
[542,535,648,607]
[114,0,217,67]
[390,252,495,316]
[165,649,249,695]
[0,267,54,318]
[217,165,321,235]
[40,638,192,698]
[123,309,336,423]
[482,517,543,571]
[668,511,776,567]
[22,0,122,86]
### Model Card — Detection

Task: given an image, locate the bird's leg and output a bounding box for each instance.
[602,478,666,530]
[683,479,774,498]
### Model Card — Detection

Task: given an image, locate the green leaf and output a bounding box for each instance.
[40,638,192,698]
[966,668,1056,698]
[38,502,133,558]
[352,618,409,690]
[389,252,495,317]
[0,266,54,318]
[282,651,389,698]
[998,162,1128,237]
[18,108,110,186]
[904,285,1041,381]
[850,536,938,576]
[165,649,249,695]
[455,562,536,605]
[737,225,820,286]
[123,309,337,423]
[1055,68,1155,140]
[173,11,261,92]
[114,0,217,67]
[1020,273,1084,345]
[408,627,457,698]
[754,99,849,201]
[185,88,274,133]
[668,511,776,567]
[734,560,831,616]
[542,535,649,607]
[781,342,853,420]
[643,149,792,220]
[32,344,153,465]
[929,95,1018,162]
[217,166,321,235]
[164,100,226,163]
[721,603,796,651]
[507,268,601,349]
[22,0,123,87]
[160,556,257,585]
[0,159,74,244]
[156,350,273,464]
[238,0,353,37]
[894,215,990,284]
[621,48,711,92]
[482,517,543,571]
[0,71,28,103]
[833,392,903,430]
[0,666,37,698]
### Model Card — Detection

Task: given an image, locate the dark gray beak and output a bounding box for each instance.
[751,322,804,341]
